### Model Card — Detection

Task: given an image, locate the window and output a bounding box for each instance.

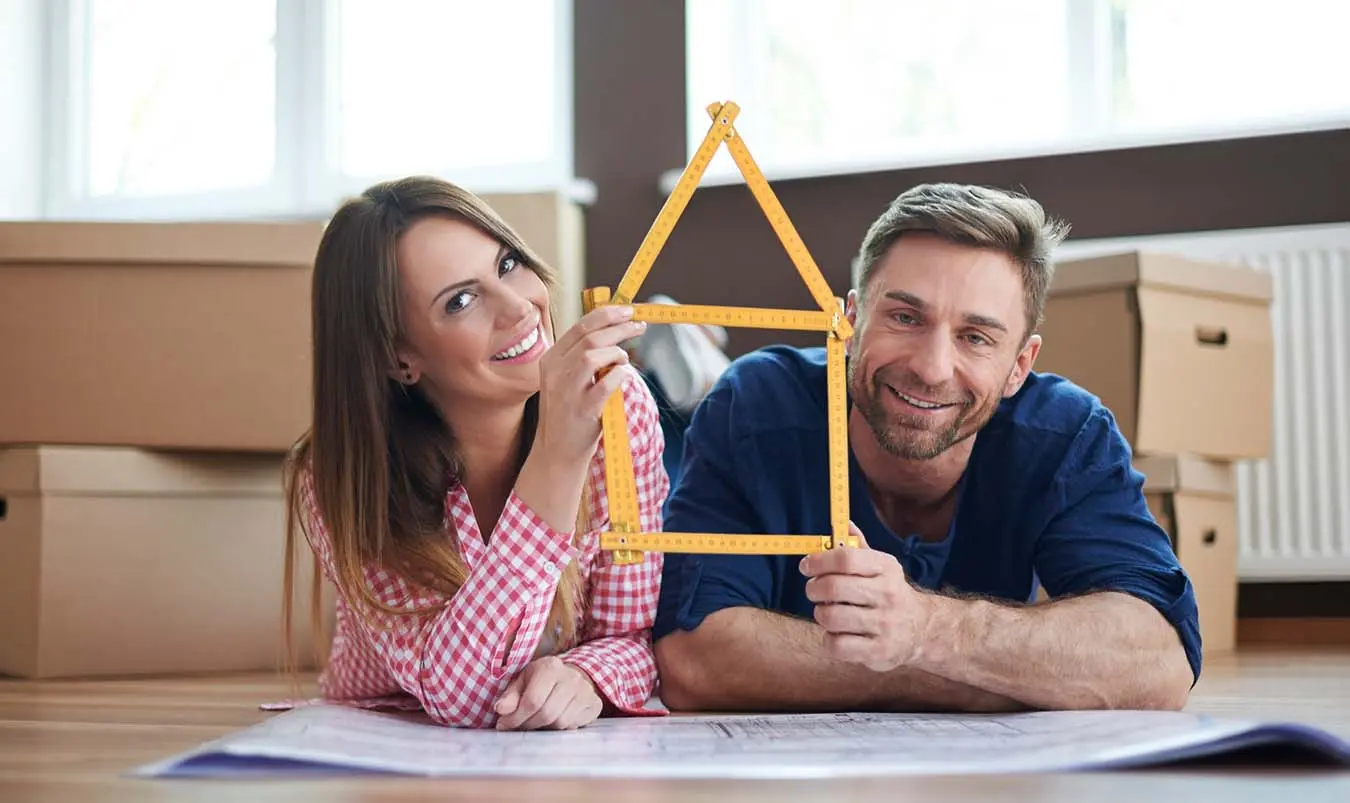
[47,0,574,219]
[84,0,276,198]
[1110,0,1350,133]
[683,0,1350,183]
[336,0,557,179]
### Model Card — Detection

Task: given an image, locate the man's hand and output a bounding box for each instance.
[493,656,604,731]
[799,523,936,673]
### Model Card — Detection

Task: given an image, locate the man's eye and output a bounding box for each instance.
[893,312,918,325]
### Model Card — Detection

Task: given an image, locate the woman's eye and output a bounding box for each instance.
[499,252,520,276]
[444,292,472,314]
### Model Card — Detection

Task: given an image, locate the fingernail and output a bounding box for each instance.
[619,306,634,318]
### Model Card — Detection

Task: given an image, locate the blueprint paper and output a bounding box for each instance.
[135,704,1350,779]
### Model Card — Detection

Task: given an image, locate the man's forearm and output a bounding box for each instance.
[657,607,1024,713]
[915,590,1194,710]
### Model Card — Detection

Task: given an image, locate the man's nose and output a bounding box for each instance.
[908,330,955,388]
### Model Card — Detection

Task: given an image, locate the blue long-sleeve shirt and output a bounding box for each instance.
[653,345,1203,685]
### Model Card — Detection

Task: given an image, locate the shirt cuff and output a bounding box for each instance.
[487,491,578,589]
[561,641,664,718]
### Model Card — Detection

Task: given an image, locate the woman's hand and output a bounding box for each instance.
[535,304,646,467]
[516,304,646,532]
[494,656,605,730]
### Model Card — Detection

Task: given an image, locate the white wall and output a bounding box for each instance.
[0,0,43,219]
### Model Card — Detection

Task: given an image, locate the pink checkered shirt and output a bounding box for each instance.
[298,370,669,728]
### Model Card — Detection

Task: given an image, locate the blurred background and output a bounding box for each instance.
[0,0,1347,680]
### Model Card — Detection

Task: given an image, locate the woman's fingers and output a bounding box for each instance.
[517,682,571,731]
[583,363,634,413]
[548,693,603,731]
[571,320,647,361]
[552,305,638,353]
[580,346,632,379]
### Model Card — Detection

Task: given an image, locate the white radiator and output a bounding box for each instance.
[1055,222,1350,581]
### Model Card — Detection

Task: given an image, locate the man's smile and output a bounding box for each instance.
[884,384,960,414]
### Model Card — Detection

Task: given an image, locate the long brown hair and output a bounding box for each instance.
[281,175,588,677]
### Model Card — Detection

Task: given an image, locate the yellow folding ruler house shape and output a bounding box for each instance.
[583,101,859,565]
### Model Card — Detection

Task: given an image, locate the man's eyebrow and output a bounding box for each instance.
[965,313,1008,333]
[883,290,927,308]
[883,290,1008,333]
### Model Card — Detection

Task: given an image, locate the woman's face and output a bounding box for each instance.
[392,215,552,414]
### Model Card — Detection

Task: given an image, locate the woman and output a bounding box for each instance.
[281,175,668,731]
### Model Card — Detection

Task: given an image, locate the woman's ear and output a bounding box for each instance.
[389,352,420,385]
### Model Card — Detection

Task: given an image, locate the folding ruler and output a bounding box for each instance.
[583,100,857,565]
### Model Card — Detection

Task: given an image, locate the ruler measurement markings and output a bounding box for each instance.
[581,100,858,561]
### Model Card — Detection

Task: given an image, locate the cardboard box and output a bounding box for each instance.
[0,446,328,678]
[1137,453,1238,653]
[1035,251,1274,460]
[0,221,321,451]
[0,193,586,452]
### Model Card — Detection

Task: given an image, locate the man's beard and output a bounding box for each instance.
[849,363,1002,461]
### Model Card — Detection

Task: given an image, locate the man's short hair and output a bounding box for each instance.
[851,183,1071,340]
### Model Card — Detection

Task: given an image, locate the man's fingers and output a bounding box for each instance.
[814,601,880,636]
[799,543,888,578]
[823,632,878,666]
[804,574,881,607]
[849,521,869,550]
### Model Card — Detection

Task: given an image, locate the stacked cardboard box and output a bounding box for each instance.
[1034,251,1276,653]
[0,190,588,678]
[0,220,325,678]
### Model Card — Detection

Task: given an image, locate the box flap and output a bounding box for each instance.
[1135,453,1235,497]
[0,221,324,267]
[1050,251,1274,304]
[0,446,283,496]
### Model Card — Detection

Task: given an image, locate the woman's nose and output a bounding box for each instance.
[497,289,535,326]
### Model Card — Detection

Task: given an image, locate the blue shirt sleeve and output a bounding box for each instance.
[1033,408,1203,685]
[652,383,779,641]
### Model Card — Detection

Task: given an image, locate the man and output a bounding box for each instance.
[651,183,1200,714]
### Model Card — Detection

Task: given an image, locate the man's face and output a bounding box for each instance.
[846,234,1040,461]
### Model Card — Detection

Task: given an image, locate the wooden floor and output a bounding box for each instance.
[2,647,1349,802]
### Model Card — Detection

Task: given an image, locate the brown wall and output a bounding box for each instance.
[572,0,687,296]
[570,1,1350,614]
